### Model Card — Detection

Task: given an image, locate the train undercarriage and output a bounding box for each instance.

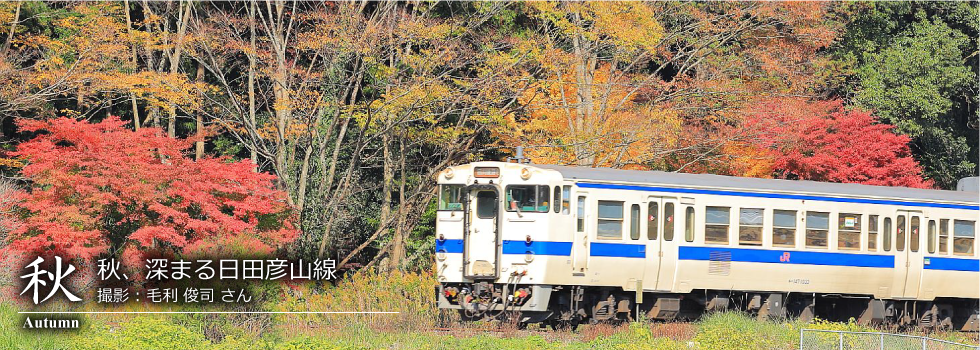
[438,283,980,331]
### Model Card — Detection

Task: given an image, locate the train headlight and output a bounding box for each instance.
[437,250,447,261]
[520,167,531,180]
[524,251,535,263]
[443,168,454,180]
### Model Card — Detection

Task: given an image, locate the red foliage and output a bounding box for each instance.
[4,117,298,263]
[739,98,933,188]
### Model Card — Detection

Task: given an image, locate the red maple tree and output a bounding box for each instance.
[736,98,933,188]
[4,117,298,265]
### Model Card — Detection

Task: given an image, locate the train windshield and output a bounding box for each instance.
[438,185,464,211]
[505,185,550,212]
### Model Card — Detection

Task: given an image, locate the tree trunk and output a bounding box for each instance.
[247,0,258,165]
[390,135,407,270]
[167,1,193,138]
[380,130,394,264]
[124,0,140,131]
[1,1,20,56]
[194,61,205,160]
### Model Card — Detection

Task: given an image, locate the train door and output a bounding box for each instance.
[463,187,499,278]
[641,196,678,291]
[901,210,924,299]
[889,210,923,298]
[572,192,589,272]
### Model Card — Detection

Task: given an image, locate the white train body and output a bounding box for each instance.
[435,161,979,328]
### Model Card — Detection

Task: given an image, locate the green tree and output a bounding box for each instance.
[829,2,979,189]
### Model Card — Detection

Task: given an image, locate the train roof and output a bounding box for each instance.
[532,164,979,205]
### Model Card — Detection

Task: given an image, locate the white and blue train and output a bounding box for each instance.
[434,161,979,330]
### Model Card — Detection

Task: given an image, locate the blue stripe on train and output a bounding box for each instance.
[590,242,645,258]
[924,257,980,272]
[437,239,641,257]
[502,240,572,256]
[436,239,574,256]
[678,246,894,268]
[576,182,980,211]
[435,239,463,253]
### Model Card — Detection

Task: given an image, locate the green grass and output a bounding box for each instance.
[4,307,976,350]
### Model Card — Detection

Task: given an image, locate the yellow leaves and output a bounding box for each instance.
[499,62,681,167]
[588,2,664,54]
[722,141,776,179]
[527,2,665,55]
[0,157,25,168]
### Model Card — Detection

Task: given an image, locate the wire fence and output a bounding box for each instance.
[800,329,979,350]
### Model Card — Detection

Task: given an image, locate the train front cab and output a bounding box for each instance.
[435,162,564,323]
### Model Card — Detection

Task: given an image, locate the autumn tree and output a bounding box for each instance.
[730,98,933,188]
[4,117,298,264]
[496,2,842,170]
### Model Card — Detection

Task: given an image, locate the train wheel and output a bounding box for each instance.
[547,319,580,331]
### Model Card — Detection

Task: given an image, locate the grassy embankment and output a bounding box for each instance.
[1,271,976,350]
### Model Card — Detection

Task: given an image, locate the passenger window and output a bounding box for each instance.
[476,191,497,219]
[927,220,936,254]
[953,220,976,256]
[576,196,586,232]
[630,204,640,240]
[939,219,949,254]
[684,207,695,242]
[647,202,658,240]
[838,213,861,250]
[910,217,920,252]
[773,210,796,248]
[867,215,879,251]
[596,201,624,240]
[561,186,571,214]
[505,185,549,212]
[805,211,829,249]
[739,208,764,246]
[896,215,906,251]
[664,203,675,241]
[704,206,730,245]
[883,218,892,251]
[553,186,561,213]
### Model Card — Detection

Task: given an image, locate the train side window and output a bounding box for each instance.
[838,213,861,250]
[927,220,936,254]
[773,210,796,248]
[576,196,586,232]
[647,202,658,240]
[939,219,949,254]
[896,215,906,251]
[630,204,641,240]
[505,185,549,212]
[664,203,675,241]
[684,207,695,242]
[738,208,764,246]
[805,211,829,249]
[553,186,561,213]
[910,216,920,252]
[562,186,571,215]
[704,206,730,245]
[867,215,878,251]
[596,201,624,240]
[883,218,892,251]
[953,220,976,256]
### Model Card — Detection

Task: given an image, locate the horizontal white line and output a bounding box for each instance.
[18,311,399,314]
